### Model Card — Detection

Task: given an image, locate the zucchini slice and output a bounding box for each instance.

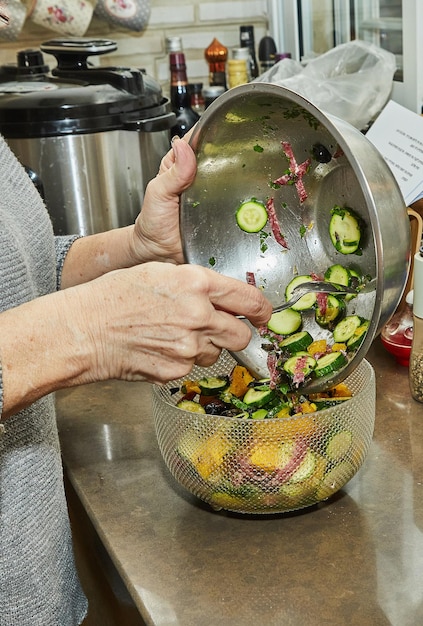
[315,295,346,329]
[279,330,313,354]
[313,397,351,410]
[332,315,362,343]
[283,352,317,379]
[198,376,228,396]
[326,431,353,462]
[314,351,347,377]
[285,275,316,311]
[324,264,350,286]
[243,385,276,408]
[267,308,302,335]
[176,399,206,413]
[346,320,370,351]
[329,206,362,254]
[236,199,268,233]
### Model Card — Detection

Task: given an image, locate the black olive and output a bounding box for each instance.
[204,400,227,415]
[312,143,332,163]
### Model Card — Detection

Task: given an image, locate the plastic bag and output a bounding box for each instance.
[254,40,396,130]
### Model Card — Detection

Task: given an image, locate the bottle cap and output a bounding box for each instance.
[413,249,423,318]
[258,36,277,62]
[231,47,250,60]
[166,36,182,53]
[275,52,292,61]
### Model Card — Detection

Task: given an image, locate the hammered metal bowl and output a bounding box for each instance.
[181,83,409,393]
[153,351,375,515]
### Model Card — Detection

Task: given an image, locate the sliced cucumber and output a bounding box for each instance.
[279,330,313,354]
[176,399,206,413]
[283,352,317,379]
[315,295,345,329]
[251,408,268,420]
[236,199,268,233]
[198,376,228,396]
[326,431,352,462]
[289,449,317,483]
[285,275,316,311]
[346,320,370,351]
[243,385,276,408]
[324,264,350,286]
[329,206,362,254]
[314,351,347,377]
[332,315,362,343]
[313,397,351,410]
[316,461,356,500]
[267,308,302,335]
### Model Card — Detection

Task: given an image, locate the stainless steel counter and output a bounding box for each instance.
[56,338,423,626]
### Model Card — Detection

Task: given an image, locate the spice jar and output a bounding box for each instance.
[409,247,423,401]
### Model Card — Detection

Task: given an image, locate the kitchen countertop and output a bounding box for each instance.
[56,338,423,626]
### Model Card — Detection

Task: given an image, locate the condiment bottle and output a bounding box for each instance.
[239,25,259,79]
[169,52,200,138]
[204,38,228,90]
[410,247,423,401]
[157,36,182,99]
[188,83,205,115]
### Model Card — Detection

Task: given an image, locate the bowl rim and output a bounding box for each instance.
[152,355,375,425]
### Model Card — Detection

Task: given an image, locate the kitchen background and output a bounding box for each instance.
[0,0,270,93]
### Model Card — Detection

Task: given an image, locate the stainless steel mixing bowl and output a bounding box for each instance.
[181,83,410,392]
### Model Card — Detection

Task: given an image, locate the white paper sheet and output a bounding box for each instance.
[366,99,423,206]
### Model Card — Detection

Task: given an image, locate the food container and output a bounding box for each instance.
[153,352,376,514]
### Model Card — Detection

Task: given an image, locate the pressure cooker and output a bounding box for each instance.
[0,38,175,235]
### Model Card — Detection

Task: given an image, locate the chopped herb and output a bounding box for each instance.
[260,231,269,253]
[253,144,264,153]
[299,224,307,238]
[209,257,216,267]
[192,201,200,208]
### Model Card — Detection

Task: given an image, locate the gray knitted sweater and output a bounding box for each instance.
[0,137,88,624]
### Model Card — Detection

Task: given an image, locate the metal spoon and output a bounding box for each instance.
[237,281,358,319]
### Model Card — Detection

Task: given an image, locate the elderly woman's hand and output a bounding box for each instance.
[131,136,197,265]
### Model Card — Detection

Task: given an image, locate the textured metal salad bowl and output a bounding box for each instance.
[181,83,410,392]
[153,351,376,514]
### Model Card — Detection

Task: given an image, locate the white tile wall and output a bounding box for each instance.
[0,0,270,92]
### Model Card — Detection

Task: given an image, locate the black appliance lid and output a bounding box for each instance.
[0,38,167,138]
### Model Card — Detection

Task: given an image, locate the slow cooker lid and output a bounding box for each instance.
[0,38,167,137]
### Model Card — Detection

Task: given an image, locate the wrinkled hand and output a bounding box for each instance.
[70,262,272,384]
[131,137,197,265]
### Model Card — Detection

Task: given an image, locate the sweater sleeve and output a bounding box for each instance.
[54,235,81,291]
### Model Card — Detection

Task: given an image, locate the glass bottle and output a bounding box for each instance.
[240,25,259,79]
[205,38,228,90]
[188,83,205,115]
[156,36,182,99]
[410,248,423,401]
[169,52,200,138]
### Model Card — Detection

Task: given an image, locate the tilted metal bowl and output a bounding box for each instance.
[181,83,410,392]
